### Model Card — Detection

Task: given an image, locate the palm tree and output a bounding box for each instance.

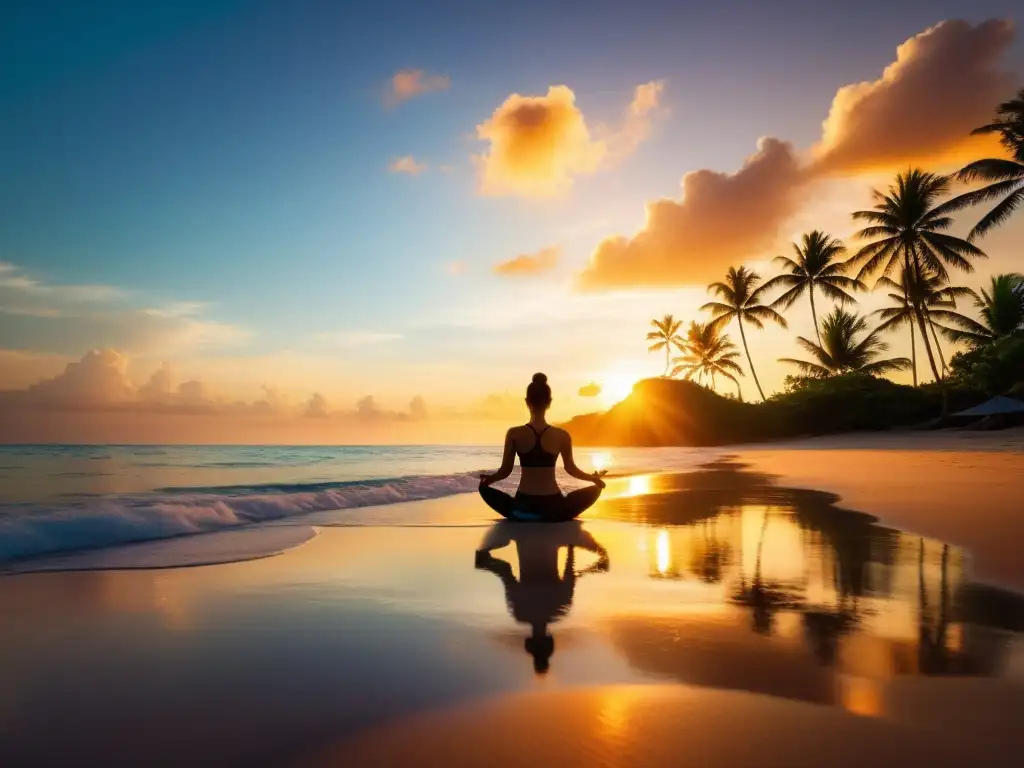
[944,88,1024,240]
[670,321,745,399]
[646,314,685,376]
[762,231,864,346]
[870,271,920,386]
[701,267,787,401]
[848,169,986,381]
[779,307,912,379]
[935,273,1024,347]
[872,267,974,381]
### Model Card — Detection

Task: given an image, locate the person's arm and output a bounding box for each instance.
[477,523,514,557]
[480,429,516,486]
[566,531,610,577]
[475,552,517,590]
[560,432,606,487]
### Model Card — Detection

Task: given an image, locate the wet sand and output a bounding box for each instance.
[2,442,1023,766]
[735,428,1024,591]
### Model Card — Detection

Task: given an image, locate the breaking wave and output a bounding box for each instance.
[0,471,488,565]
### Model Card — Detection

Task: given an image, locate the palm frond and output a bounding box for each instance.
[778,357,832,378]
[744,305,788,328]
[699,301,735,319]
[816,281,859,304]
[767,283,805,310]
[954,158,1024,184]
[968,187,1024,241]
[859,358,913,375]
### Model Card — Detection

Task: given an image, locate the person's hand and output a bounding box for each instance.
[474,549,493,568]
[591,470,607,489]
[479,473,493,487]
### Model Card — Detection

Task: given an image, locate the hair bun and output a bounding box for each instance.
[532,372,548,385]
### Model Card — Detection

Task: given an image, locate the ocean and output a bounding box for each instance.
[0,444,712,565]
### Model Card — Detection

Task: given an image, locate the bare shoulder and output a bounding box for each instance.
[550,426,571,447]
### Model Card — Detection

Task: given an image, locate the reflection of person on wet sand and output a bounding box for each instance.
[475,521,609,674]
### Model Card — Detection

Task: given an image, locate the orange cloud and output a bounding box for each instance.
[577,19,1017,291]
[475,81,664,198]
[409,395,428,421]
[608,80,666,159]
[386,69,450,106]
[578,137,805,290]
[812,19,1015,174]
[303,392,330,418]
[15,349,136,408]
[0,349,438,427]
[578,381,602,397]
[493,246,559,277]
[388,155,427,175]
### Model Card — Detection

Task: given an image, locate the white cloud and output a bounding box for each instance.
[315,331,403,348]
[0,261,248,356]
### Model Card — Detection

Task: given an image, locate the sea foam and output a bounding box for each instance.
[0,472,486,565]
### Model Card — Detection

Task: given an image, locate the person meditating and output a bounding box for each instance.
[478,373,606,522]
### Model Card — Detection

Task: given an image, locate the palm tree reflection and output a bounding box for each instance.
[474,521,609,674]
[730,510,803,635]
[599,458,1024,676]
[689,517,732,584]
[918,539,953,674]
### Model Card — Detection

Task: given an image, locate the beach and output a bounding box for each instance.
[1,433,1023,765]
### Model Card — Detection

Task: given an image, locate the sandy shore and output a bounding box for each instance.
[734,427,1024,591]
[1,435,1022,765]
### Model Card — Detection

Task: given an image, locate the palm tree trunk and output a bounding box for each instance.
[735,379,743,402]
[909,321,918,387]
[938,544,949,648]
[906,248,941,382]
[809,286,822,347]
[737,318,766,401]
[754,510,769,584]
[929,320,948,375]
[914,304,941,382]
[664,345,670,377]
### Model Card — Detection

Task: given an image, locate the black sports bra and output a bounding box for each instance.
[518,424,557,467]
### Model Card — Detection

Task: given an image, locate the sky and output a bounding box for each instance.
[1,0,1023,442]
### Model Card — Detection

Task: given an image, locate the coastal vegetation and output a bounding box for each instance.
[587,88,1024,446]
[648,89,1024,400]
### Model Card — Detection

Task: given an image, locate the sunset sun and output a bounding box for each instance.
[601,373,638,406]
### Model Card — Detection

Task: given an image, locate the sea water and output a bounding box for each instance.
[0,444,711,565]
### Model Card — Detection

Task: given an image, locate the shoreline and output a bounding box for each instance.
[2,446,1023,765]
[2,431,1022,588]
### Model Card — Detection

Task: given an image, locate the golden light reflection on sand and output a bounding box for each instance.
[655,530,670,575]
[840,676,884,717]
[626,474,651,497]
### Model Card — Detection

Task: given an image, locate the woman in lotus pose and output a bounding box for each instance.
[478,373,606,522]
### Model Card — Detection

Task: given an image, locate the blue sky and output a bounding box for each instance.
[1,0,1022,437]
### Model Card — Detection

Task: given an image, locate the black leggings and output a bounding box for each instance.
[479,485,603,522]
